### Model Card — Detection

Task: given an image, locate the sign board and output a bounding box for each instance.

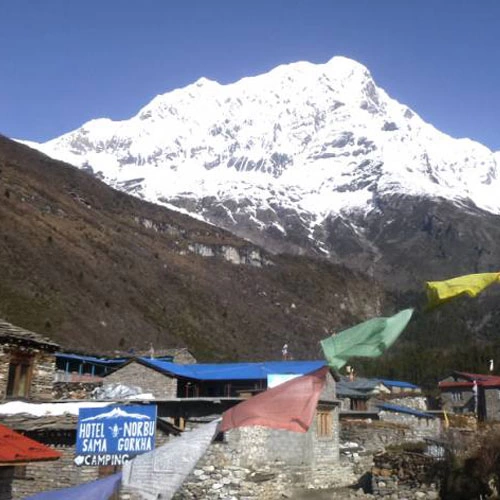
[267,373,301,389]
[75,405,157,466]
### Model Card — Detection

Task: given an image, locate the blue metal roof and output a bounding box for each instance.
[379,379,419,389]
[56,353,127,365]
[56,353,173,366]
[139,358,326,381]
[377,402,434,419]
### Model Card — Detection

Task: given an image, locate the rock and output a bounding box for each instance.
[193,469,204,477]
[212,483,223,490]
[246,471,276,483]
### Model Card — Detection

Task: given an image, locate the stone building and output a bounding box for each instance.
[0,406,178,499]
[0,319,59,401]
[105,359,179,399]
[0,422,61,500]
[439,371,500,421]
[223,371,340,470]
[173,372,342,499]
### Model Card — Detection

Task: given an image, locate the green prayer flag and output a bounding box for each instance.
[320,309,414,370]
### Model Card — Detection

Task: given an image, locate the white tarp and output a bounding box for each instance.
[122,419,220,500]
[0,401,110,417]
[266,373,301,388]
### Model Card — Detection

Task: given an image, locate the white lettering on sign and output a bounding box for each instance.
[75,454,131,466]
[117,436,153,452]
[82,438,108,453]
[78,423,105,439]
[123,421,155,437]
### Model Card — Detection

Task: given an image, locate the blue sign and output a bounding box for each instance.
[75,405,157,466]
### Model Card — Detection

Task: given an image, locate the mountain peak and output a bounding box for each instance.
[23,56,500,239]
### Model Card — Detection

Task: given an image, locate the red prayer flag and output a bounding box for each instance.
[220,366,329,433]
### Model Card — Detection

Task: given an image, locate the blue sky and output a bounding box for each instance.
[1,1,499,150]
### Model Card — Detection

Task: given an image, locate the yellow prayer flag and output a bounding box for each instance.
[426,272,500,308]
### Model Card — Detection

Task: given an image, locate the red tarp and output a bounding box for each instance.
[220,366,328,433]
[0,423,61,464]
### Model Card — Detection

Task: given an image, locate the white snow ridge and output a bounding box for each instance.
[26,56,500,237]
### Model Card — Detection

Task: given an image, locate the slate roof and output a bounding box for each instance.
[0,423,61,464]
[0,414,77,431]
[0,319,59,350]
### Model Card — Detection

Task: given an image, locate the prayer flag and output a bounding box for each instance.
[220,366,328,433]
[320,309,414,370]
[426,272,500,308]
[122,420,219,500]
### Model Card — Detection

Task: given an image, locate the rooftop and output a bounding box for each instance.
[138,358,326,381]
[0,318,59,350]
[0,423,61,464]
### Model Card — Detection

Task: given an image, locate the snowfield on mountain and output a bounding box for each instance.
[23,56,500,264]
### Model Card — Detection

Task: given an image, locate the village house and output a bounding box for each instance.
[439,371,500,421]
[0,423,61,500]
[103,357,326,399]
[222,369,340,470]
[0,404,184,499]
[0,319,59,401]
[55,347,196,382]
[337,376,391,411]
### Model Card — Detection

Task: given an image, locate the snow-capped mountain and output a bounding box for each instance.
[25,56,500,283]
[81,407,151,421]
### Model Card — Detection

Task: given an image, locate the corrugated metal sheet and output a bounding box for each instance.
[0,424,61,463]
[139,358,325,381]
[380,379,419,389]
[377,403,435,419]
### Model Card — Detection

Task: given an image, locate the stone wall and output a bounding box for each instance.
[440,387,474,413]
[0,467,14,500]
[52,381,103,400]
[11,427,172,499]
[168,406,341,499]
[223,405,339,469]
[371,450,441,499]
[105,361,177,399]
[384,396,428,411]
[11,446,100,499]
[0,345,56,401]
[0,347,9,399]
[31,352,57,400]
[171,409,352,500]
[341,418,440,453]
[379,412,441,440]
[484,387,500,420]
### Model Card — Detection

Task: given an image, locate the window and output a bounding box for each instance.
[350,399,368,411]
[6,354,33,398]
[316,410,333,438]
